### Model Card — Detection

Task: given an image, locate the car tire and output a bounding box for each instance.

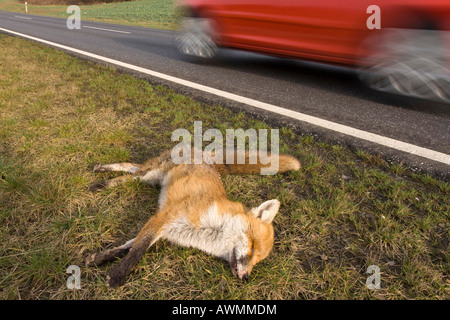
[358,28,450,103]
[176,17,218,61]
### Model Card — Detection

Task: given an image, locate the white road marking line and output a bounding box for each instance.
[83,26,131,34]
[15,16,32,20]
[0,27,448,166]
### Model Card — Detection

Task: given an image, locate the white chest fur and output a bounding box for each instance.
[162,203,248,261]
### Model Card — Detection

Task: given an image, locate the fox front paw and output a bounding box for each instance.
[93,164,106,173]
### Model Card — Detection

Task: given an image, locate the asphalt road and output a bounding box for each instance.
[1,11,449,177]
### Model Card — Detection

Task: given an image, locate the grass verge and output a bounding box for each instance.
[0,0,178,29]
[0,34,449,300]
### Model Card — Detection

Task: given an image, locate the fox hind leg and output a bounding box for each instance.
[106,212,168,288]
[106,236,153,288]
[85,238,135,267]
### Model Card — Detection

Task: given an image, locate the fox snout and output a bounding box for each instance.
[238,270,250,281]
[230,248,252,281]
[234,262,252,281]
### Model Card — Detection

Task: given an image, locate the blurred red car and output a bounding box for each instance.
[175,0,450,103]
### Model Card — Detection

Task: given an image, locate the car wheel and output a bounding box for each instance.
[176,17,218,60]
[358,28,450,103]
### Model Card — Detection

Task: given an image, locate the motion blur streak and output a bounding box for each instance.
[176,0,450,103]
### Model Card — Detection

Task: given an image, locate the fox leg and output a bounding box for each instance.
[88,175,134,192]
[85,238,135,267]
[93,162,142,174]
[107,212,168,288]
[89,162,144,192]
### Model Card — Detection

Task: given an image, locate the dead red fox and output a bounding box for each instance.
[86,149,300,288]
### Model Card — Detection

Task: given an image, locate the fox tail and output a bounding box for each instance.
[212,150,300,175]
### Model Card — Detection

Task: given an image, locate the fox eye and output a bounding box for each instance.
[251,245,255,255]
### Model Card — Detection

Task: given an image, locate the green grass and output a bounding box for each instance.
[0,34,449,300]
[0,0,178,29]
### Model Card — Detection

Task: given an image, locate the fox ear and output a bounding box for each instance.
[252,199,280,223]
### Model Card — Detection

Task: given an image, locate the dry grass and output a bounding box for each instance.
[0,34,449,300]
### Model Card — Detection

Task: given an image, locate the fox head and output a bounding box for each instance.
[229,199,280,280]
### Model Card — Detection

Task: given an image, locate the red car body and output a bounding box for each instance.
[176,0,450,67]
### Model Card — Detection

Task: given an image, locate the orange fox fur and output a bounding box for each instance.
[86,149,300,288]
